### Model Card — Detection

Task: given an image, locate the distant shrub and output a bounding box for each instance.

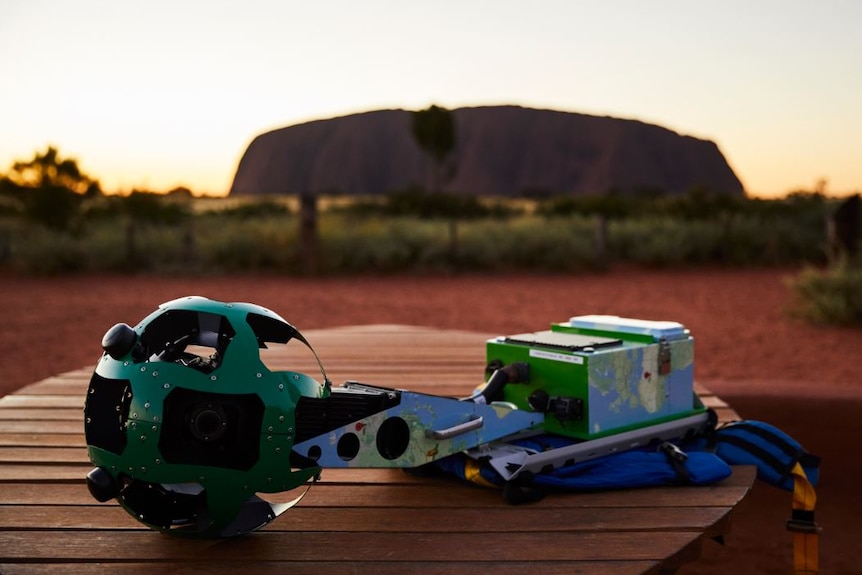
[0,192,843,275]
[346,188,522,220]
[207,199,292,220]
[537,189,833,224]
[786,261,862,326]
[452,216,604,272]
[536,193,636,219]
[607,214,827,267]
[609,218,720,266]
[84,221,196,272]
[84,191,190,225]
[194,216,298,272]
[22,186,84,230]
[5,226,88,274]
[318,215,446,273]
[0,192,23,217]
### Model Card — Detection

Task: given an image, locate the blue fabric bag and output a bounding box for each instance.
[713,420,820,490]
[432,418,821,574]
[434,433,732,492]
[433,419,818,497]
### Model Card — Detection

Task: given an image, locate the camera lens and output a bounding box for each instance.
[189,404,228,442]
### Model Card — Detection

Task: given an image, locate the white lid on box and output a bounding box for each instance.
[567,315,689,341]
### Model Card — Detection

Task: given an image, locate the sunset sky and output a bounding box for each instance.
[1,0,860,198]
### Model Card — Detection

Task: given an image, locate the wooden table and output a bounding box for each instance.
[0,325,754,575]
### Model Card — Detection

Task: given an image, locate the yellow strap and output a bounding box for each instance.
[790,461,819,575]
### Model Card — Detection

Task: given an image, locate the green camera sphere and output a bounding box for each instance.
[84,296,326,537]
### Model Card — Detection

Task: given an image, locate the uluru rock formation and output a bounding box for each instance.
[229,106,744,197]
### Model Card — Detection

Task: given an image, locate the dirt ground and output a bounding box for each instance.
[1,268,860,574]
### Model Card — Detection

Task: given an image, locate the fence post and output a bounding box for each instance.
[594,215,608,262]
[828,193,860,264]
[299,193,318,274]
[125,220,137,268]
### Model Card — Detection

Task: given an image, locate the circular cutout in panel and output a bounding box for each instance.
[337,433,360,461]
[307,445,322,462]
[376,417,410,460]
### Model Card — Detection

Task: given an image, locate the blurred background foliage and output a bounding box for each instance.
[1,146,859,325]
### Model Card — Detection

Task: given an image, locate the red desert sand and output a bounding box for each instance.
[2,268,859,574]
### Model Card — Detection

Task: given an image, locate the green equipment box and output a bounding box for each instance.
[486,315,703,440]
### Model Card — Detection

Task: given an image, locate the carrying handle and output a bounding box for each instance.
[426,416,484,440]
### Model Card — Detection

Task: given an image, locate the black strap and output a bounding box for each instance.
[730,423,801,460]
[659,442,691,484]
[718,433,795,481]
[724,423,820,470]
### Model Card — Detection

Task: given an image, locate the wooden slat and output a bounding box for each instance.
[0,467,756,507]
[0,446,89,463]
[0,561,660,575]
[0,395,85,409]
[0,408,84,421]
[698,395,728,409]
[0,420,83,434]
[0,433,85,447]
[12,370,94,396]
[0,324,754,575]
[0,530,701,562]
[0,504,732,533]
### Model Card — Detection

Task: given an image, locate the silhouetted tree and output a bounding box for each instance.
[8,146,101,197]
[411,105,456,194]
[410,105,459,264]
[1,147,104,229]
[166,186,195,199]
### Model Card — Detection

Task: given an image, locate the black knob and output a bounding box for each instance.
[528,389,550,412]
[86,467,119,502]
[101,323,137,360]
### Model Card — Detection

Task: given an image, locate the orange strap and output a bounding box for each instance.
[787,462,819,574]
[463,458,498,488]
